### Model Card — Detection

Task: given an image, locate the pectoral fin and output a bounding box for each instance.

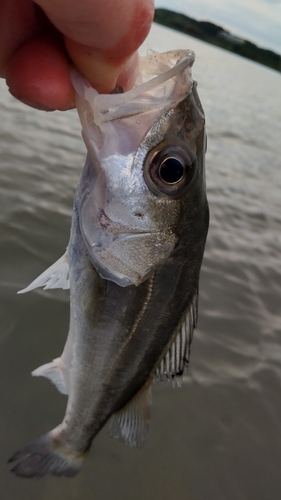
[109,383,152,448]
[155,291,198,384]
[18,251,69,294]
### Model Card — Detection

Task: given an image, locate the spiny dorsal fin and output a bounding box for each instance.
[109,383,152,448]
[32,357,68,395]
[155,291,198,385]
[18,251,69,294]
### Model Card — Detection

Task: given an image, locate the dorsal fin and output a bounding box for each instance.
[18,251,70,294]
[155,291,198,385]
[109,383,152,448]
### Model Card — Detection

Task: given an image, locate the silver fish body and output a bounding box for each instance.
[9,51,209,477]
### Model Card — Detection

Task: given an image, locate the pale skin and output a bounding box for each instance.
[0,0,154,111]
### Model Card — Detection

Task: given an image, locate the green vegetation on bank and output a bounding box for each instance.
[154,8,281,73]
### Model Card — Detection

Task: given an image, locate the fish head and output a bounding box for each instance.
[73,50,208,286]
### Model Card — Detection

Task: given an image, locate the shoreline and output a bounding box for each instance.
[154,8,281,73]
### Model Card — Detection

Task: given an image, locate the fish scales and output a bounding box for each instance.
[9,49,209,477]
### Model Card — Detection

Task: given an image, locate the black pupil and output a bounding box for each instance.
[159,157,184,184]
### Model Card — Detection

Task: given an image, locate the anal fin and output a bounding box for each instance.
[109,383,152,448]
[18,250,69,294]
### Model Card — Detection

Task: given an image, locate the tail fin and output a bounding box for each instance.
[8,430,84,478]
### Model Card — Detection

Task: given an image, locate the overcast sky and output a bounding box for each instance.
[155,0,281,53]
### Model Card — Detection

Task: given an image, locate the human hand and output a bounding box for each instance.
[0,0,154,111]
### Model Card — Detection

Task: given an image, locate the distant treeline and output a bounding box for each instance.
[154,8,281,73]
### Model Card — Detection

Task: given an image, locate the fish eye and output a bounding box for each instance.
[144,146,196,197]
[159,157,184,184]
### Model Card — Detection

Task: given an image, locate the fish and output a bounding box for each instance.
[8,49,209,477]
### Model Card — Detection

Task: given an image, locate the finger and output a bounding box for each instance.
[6,37,75,111]
[4,0,154,110]
[36,0,154,91]
[0,0,38,76]
[35,0,154,49]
